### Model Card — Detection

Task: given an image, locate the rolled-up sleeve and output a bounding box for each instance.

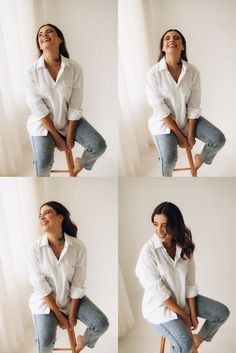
[67,64,83,121]
[70,244,87,299]
[25,67,49,120]
[187,68,201,119]
[186,256,198,298]
[146,69,171,120]
[28,246,52,298]
[135,247,171,303]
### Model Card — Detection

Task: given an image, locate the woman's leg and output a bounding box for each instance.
[153,132,178,177]
[31,133,56,176]
[195,117,226,168]
[33,312,58,353]
[151,318,193,353]
[195,294,230,343]
[75,296,109,349]
[73,118,107,173]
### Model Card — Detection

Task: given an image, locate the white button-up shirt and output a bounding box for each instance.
[28,234,86,315]
[146,57,201,136]
[25,55,83,136]
[135,234,198,324]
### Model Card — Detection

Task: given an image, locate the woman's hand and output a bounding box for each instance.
[57,312,69,330]
[66,138,75,150]
[68,316,77,330]
[190,314,199,330]
[176,133,188,148]
[55,136,67,151]
[181,313,194,331]
[187,135,196,149]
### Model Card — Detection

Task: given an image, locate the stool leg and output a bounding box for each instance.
[160,336,166,353]
[65,150,75,177]
[67,328,77,353]
[186,147,197,177]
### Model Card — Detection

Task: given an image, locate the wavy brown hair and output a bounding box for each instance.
[158,29,188,62]
[40,201,77,237]
[36,24,70,58]
[151,201,194,259]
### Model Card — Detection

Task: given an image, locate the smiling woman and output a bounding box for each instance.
[29,201,109,353]
[25,24,107,177]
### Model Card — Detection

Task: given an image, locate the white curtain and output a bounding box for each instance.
[118,265,134,337]
[0,0,44,176]
[0,178,43,353]
[118,0,153,176]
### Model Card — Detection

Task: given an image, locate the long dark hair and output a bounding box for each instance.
[36,24,70,58]
[158,29,188,62]
[151,202,194,259]
[40,201,77,237]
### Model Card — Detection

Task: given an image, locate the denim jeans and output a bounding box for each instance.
[31,117,107,176]
[33,296,109,353]
[153,117,226,177]
[151,295,229,353]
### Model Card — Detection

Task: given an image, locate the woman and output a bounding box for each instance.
[146,29,225,176]
[29,201,109,353]
[25,24,107,177]
[135,202,229,353]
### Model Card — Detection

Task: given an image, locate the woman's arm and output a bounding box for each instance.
[187,119,197,149]
[68,298,79,329]
[41,115,67,151]
[163,115,188,148]
[186,297,198,328]
[66,120,78,150]
[43,293,69,329]
[163,297,193,330]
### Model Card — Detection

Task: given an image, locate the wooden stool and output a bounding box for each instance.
[53,328,77,353]
[159,334,198,353]
[51,150,75,177]
[174,147,197,177]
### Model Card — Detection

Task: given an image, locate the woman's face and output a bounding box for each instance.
[39,205,63,233]
[162,31,184,56]
[153,214,173,245]
[38,25,62,52]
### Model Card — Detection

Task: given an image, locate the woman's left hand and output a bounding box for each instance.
[68,316,77,330]
[66,138,75,150]
[190,315,199,330]
[187,135,196,149]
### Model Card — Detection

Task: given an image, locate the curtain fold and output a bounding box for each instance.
[118,0,153,176]
[118,266,134,337]
[0,178,43,353]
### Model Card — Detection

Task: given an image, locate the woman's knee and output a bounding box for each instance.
[217,303,230,322]
[180,335,193,353]
[37,335,56,353]
[212,130,226,149]
[93,312,109,334]
[95,136,107,155]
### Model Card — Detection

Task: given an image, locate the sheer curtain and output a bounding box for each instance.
[0,0,44,175]
[118,265,134,337]
[118,0,153,176]
[0,178,44,353]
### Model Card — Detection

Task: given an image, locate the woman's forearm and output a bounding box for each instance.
[186,297,197,317]
[163,297,188,320]
[69,298,79,318]
[43,293,63,319]
[163,115,185,138]
[41,115,61,140]
[67,120,78,141]
[188,119,197,137]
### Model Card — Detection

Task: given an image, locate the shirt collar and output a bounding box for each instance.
[158,56,188,73]
[40,233,73,248]
[36,55,70,70]
[151,233,182,260]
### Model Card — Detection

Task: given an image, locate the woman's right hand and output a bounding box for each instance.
[55,136,67,151]
[182,313,194,331]
[177,134,188,148]
[57,313,69,330]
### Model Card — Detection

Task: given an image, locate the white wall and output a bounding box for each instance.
[31,0,118,175]
[119,178,236,351]
[148,0,236,175]
[40,178,118,350]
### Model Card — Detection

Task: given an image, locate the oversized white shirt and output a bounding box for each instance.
[135,234,198,324]
[146,57,201,136]
[25,55,83,136]
[28,234,86,315]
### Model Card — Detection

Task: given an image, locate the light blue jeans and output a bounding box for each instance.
[151,295,229,353]
[31,117,107,176]
[153,117,226,176]
[33,296,109,353]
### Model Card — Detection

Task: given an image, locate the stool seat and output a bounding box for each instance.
[51,150,75,177]
[53,328,77,353]
[173,146,197,177]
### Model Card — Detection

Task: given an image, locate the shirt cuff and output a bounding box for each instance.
[70,286,86,299]
[186,285,198,298]
[187,108,201,119]
[35,282,52,298]
[67,108,83,121]
[153,103,171,120]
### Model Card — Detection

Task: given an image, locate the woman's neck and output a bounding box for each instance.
[165,54,182,70]
[47,231,65,247]
[43,49,61,68]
